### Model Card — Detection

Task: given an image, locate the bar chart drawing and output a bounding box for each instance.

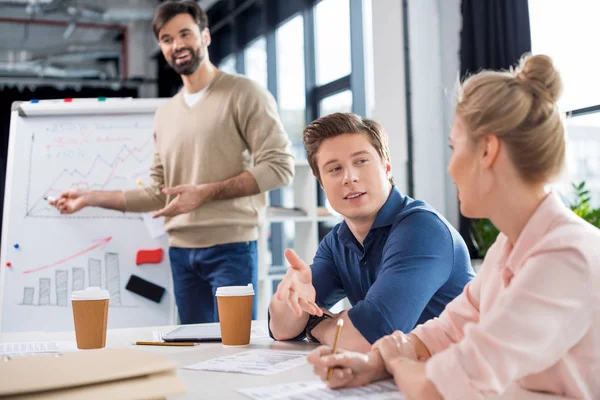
[22,288,34,305]
[56,270,68,307]
[105,253,121,306]
[19,252,127,308]
[39,278,50,305]
[88,259,101,288]
[72,267,84,292]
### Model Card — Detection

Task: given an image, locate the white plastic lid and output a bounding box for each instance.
[71,287,110,301]
[215,284,254,297]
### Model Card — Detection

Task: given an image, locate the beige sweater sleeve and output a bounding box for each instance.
[123,132,167,212]
[233,79,294,192]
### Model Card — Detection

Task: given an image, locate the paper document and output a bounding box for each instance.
[184,350,309,375]
[238,380,405,399]
[130,168,167,239]
[0,341,79,356]
[250,326,269,338]
[142,212,166,239]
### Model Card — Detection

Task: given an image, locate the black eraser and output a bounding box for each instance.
[125,274,165,303]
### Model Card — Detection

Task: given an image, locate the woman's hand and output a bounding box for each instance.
[307,345,390,389]
[372,331,417,370]
[372,331,431,365]
[374,331,441,399]
[383,357,443,400]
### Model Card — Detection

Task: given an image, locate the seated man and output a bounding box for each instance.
[268,113,474,352]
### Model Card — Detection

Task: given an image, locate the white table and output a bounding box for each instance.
[0,321,320,399]
[1,322,572,400]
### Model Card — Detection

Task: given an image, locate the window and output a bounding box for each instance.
[218,55,237,74]
[244,36,267,89]
[205,0,366,318]
[276,15,306,151]
[530,0,600,206]
[319,90,353,116]
[529,0,600,111]
[315,0,352,85]
[565,113,600,207]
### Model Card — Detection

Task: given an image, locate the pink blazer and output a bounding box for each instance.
[412,192,600,399]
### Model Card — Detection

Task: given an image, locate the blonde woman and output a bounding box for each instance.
[307,54,600,399]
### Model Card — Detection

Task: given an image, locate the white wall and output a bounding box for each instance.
[369,0,409,194]
[438,0,461,229]
[408,0,461,227]
[369,0,461,228]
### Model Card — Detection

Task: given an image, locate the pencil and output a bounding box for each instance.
[327,319,344,381]
[133,341,198,346]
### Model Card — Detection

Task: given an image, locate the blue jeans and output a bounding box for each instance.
[169,241,258,324]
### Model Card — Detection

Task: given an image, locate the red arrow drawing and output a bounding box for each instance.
[23,237,113,275]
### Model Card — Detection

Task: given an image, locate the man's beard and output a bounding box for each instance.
[170,46,203,76]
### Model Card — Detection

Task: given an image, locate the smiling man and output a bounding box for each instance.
[51,0,293,324]
[268,113,474,352]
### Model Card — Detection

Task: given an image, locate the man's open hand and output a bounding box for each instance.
[274,249,322,318]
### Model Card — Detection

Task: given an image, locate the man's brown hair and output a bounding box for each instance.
[152,0,209,39]
[303,113,394,185]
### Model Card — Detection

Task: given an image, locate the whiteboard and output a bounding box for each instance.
[0,98,175,332]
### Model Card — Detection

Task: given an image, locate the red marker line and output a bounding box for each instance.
[23,237,112,274]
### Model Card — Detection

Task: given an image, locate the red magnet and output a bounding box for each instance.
[135,249,163,265]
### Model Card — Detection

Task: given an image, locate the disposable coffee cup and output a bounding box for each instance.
[71,287,110,350]
[216,284,254,346]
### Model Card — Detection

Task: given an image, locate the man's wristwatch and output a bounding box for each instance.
[305,313,332,344]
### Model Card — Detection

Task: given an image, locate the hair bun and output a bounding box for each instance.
[516,54,563,103]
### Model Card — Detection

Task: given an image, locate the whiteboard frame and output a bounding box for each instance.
[0,98,171,331]
[0,109,20,330]
[16,98,168,117]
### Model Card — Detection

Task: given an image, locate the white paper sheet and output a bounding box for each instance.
[238,380,405,399]
[0,341,79,356]
[129,167,167,239]
[184,350,309,375]
[250,326,269,338]
[142,212,166,239]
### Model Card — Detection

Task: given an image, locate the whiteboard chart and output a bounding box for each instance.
[1,99,174,332]
[25,119,153,219]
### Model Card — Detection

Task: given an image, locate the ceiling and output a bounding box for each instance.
[0,0,219,83]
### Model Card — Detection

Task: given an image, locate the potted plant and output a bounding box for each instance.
[471,181,600,259]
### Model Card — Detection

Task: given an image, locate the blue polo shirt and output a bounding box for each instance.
[312,187,474,344]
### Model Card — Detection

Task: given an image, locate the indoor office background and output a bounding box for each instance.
[0,0,598,306]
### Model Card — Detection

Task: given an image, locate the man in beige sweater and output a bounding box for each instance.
[51,0,294,324]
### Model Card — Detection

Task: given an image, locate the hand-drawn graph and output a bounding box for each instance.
[19,252,132,308]
[2,105,171,332]
[25,120,154,219]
